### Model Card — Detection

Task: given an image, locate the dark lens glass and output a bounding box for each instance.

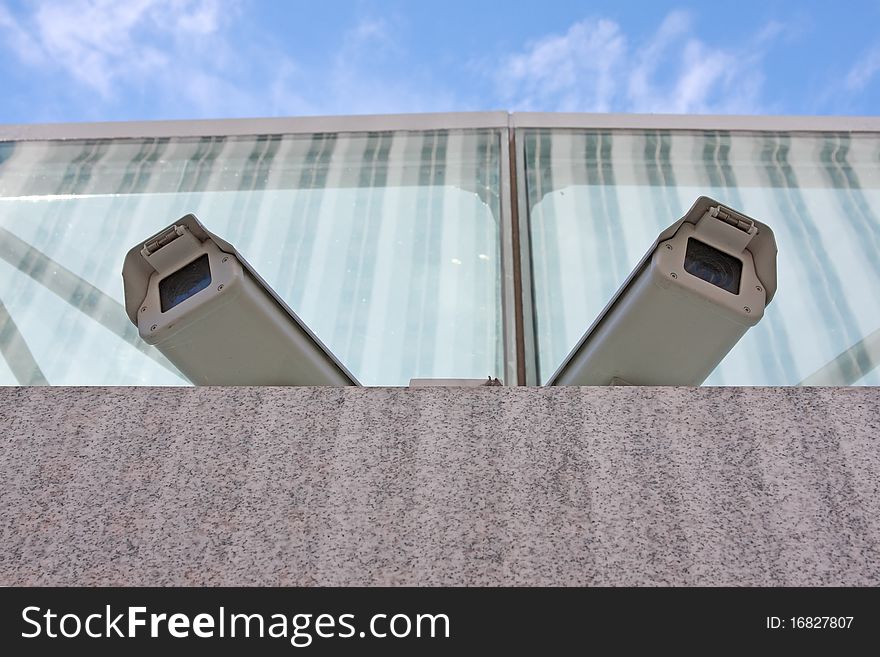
[683,239,741,294]
[159,254,212,312]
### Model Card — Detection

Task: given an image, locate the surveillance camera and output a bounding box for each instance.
[547,196,777,386]
[122,214,359,386]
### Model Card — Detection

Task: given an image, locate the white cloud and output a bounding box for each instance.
[0,3,456,120]
[498,18,626,112]
[291,16,459,116]
[846,46,880,91]
[2,0,227,98]
[0,0,311,119]
[627,11,691,110]
[0,4,797,120]
[496,11,785,114]
[0,4,44,64]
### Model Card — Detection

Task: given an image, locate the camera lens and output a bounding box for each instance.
[683,238,741,294]
[159,254,212,312]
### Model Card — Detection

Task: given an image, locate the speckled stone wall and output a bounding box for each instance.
[1,387,878,586]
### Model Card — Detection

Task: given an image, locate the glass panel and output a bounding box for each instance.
[523,129,880,385]
[0,130,503,385]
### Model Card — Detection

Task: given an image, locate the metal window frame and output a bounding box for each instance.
[2,110,880,386]
[510,112,880,133]
[0,112,510,141]
[5,111,880,142]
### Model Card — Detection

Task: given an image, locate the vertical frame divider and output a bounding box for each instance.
[498,120,520,385]
[511,118,540,385]
[499,114,540,386]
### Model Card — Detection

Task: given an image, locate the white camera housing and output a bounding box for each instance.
[548,196,778,386]
[122,214,359,386]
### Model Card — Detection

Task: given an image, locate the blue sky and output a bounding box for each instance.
[0,0,878,123]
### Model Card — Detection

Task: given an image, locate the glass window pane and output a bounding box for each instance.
[0,130,503,385]
[523,129,880,385]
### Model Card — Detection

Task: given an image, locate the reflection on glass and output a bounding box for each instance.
[524,129,880,385]
[0,130,503,385]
